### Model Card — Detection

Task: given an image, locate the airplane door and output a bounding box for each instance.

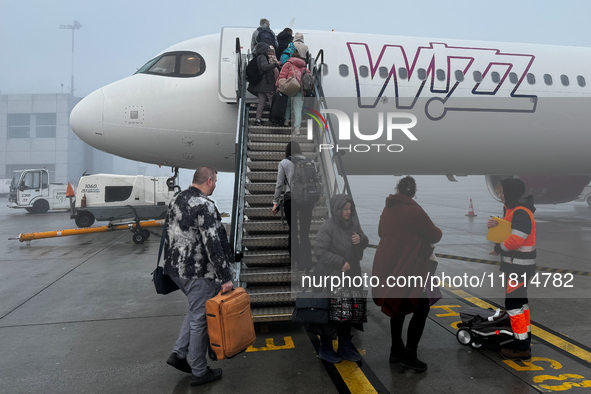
[219,27,255,103]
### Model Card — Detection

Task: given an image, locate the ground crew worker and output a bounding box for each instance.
[488,179,536,361]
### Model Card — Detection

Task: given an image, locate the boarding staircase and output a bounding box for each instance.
[230,40,357,322]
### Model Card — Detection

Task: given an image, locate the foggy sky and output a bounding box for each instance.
[2,0,591,97]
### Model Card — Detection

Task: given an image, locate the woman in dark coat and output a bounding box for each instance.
[313,194,369,363]
[249,42,278,125]
[276,28,293,59]
[372,176,442,372]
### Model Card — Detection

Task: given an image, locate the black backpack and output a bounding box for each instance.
[290,156,320,205]
[257,29,275,46]
[246,55,263,85]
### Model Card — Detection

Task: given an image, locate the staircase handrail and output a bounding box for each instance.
[230,38,249,284]
[310,49,355,219]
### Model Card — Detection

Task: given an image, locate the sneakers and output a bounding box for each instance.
[500,347,532,362]
[190,367,223,386]
[255,119,262,126]
[337,336,362,362]
[166,352,191,374]
[400,348,427,372]
[318,339,342,364]
[294,127,301,135]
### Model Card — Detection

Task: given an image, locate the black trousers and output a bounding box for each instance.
[389,298,431,353]
[284,199,314,271]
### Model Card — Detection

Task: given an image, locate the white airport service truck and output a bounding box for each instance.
[73,174,176,228]
[7,169,72,213]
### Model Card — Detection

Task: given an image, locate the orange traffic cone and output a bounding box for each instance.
[66,182,75,198]
[466,199,477,217]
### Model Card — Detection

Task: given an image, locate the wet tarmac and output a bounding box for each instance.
[2,175,591,393]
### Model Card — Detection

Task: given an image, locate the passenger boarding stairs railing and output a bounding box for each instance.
[230,41,358,322]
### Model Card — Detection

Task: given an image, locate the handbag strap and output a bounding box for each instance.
[156,215,169,268]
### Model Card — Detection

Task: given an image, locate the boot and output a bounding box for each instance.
[400,348,427,372]
[337,336,362,362]
[319,338,342,363]
[389,342,405,364]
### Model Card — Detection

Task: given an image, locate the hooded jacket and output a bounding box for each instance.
[494,179,537,276]
[292,33,309,61]
[249,42,278,94]
[251,22,278,51]
[372,193,442,317]
[276,29,293,57]
[276,57,309,86]
[313,194,369,278]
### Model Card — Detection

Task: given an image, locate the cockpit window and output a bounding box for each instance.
[135,51,206,78]
[149,55,176,75]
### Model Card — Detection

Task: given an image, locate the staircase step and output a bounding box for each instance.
[251,306,294,323]
[245,182,276,194]
[247,172,278,182]
[245,207,328,220]
[248,151,318,161]
[245,194,274,206]
[246,285,295,305]
[247,161,280,172]
[249,125,290,133]
[248,142,316,152]
[249,134,309,143]
[242,234,288,249]
[243,250,290,267]
[243,220,323,234]
[240,266,292,284]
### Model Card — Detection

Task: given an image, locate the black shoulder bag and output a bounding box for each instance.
[151,218,179,295]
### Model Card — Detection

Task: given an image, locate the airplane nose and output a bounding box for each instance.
[70,88,105,151]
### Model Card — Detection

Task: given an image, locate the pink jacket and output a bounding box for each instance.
[276,57,310,87]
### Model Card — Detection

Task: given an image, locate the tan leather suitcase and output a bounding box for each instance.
[205,287,256,360]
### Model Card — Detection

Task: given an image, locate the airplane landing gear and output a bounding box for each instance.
[167,167,181,192]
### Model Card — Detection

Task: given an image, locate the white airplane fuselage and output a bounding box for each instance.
[70,28,591,175]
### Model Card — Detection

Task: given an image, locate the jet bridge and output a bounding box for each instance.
[229,40,358,322]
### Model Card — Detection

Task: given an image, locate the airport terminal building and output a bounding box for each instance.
[0,93,170,185]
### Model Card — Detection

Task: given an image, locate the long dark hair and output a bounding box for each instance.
[396,176,417,197]
[286,141,302,158]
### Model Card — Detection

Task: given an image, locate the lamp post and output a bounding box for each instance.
[59,20,82,96]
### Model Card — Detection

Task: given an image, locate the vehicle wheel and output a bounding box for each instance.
[25,208,35,213]
[140,229,151,239]
[586,196,591,206]
[33,199,49,213]
[75,211,95,228]
[456,328,472,346]
[470,342,483,349]
[132,232,146,244]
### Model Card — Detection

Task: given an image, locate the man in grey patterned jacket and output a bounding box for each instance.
[163,166,234,386]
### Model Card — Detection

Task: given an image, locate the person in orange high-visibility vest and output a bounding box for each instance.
[488,179,536,362]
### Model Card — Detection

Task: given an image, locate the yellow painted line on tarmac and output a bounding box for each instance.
[334,361,378,394]
[246,336,295,352]
[330,339,378,394]
[445,283,591,365]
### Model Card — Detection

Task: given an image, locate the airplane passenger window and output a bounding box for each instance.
[491,72,500,83]
[561,75,570,86]
[136,51,206,78]
[527,73,536,84]
[509,72,518,84]
[323,64,329,76]
[398,68,408,80]
[379,66,389,78]
[417,68,427,80]
[455,70,464,82]
[473,71,483,83]
[359,66,369,78]
[339,64,349,77]
[544,74,553,86]
[436,69,445,81]
[577,75,586,87]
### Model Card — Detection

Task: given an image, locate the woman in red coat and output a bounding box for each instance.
[372,176,442,372]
